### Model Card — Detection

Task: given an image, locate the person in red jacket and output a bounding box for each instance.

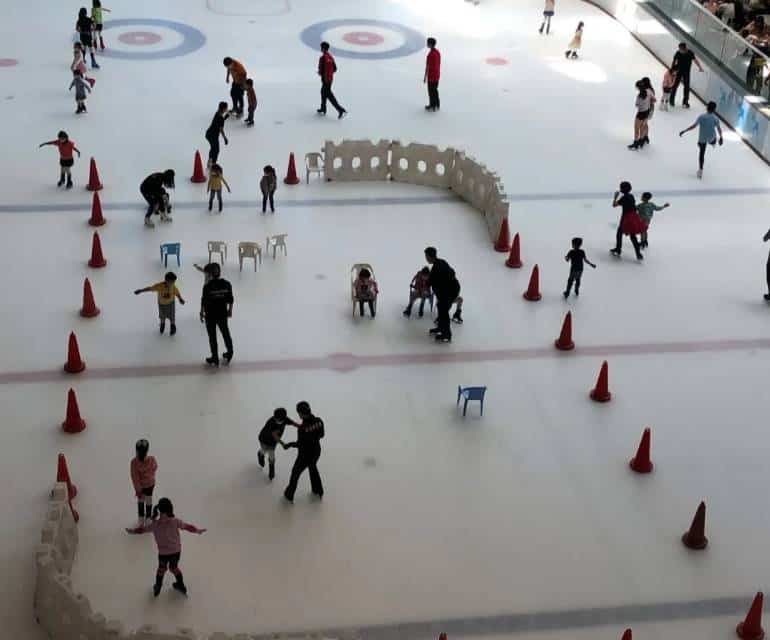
[425,37,441,111]
[317,41,347,119]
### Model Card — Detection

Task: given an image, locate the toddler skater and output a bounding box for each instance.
[245,78,257,126]
[260,165,277,213]
[353,268,379,317]
[258,408,293,480]
[403,266,432,317]
[539,0,555,34]
[134,272,185,335]
[69,70,91,114]
[563,237,596,298]
[207,164,230,213]
[125,498,206,597]
[637,192,670,248]
[660,68,676,111]
[39,131,80,189]
[130,439,157,527]
[91,0,110,50]
[76,7,99,69]
[565,22,584,59]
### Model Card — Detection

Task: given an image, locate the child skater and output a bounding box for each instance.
[565,22,584,59]
[258,408,294,481]
[449,295,464,323]
[38,131,81,189]
[245,78,257,126]
[353,268,379,317]
[260,165,277,214]
[207,163,231,213]
[130,439,157,527]
[563,237,596,298]
[660,67,676,112]
[637,192,670,248]
[76,7,99,69]
[69,70,91,114]
[125,497,206,597]
[403,266,432,317]
[134,272,185,335]
[539,0,555,34]
[91,0,110,51]
[610,181,645,260]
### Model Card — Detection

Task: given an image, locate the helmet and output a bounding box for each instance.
[135,439,149,460]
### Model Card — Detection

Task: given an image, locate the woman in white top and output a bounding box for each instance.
[565,22,584,59]
[629,80,653,150]
[539,0,555,35]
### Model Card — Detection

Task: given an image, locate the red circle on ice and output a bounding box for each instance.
[485,57,509,66]
[342,31,384,46]
[0,58,19,67]
[118,31,162,46]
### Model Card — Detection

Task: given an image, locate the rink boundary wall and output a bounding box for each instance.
[321,140,510,244]
[583,0,770,165]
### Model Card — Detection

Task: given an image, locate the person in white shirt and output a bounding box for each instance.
[539,0,556,34]
[629,80,653,150]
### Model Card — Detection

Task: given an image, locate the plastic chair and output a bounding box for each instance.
[208,241,227,265]
[305,152,324,184]
[238,242,262,272]
[160,242,181,267]
[351,263,378,317]
[457,386,487,417]
[266,234,288,259]
[410,285,435,314]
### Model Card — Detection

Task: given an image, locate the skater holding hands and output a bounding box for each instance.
[39,131,80,189]
[258,408,295,480]
[563,237,595,298]
[130,439,157,527]
[125,498,206,597]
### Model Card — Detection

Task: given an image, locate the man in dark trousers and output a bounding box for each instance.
[424,37,441,111]
[317,42,347,119]
[425,247,461,343]
[669,42,703,108]
[200,262,234,366]
[283,401,325,502]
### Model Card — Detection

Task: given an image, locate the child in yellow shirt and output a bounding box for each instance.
[134,272,185,335]
[207,163,231,213]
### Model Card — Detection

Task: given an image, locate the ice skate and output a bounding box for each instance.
[435,333,451,343]
[160,211,172,223]
[402,307,411,317]
[169,324,176,336]
[159,322,165,334]
[153,579,163,597]
[172,581,188,596]
[268,462,275,481]
[452,311,463,324]
[563,290,569,299]
[66,178,73,190]
[696,169,703,179]
[258,450,265,467]
[610,248,621,257]
[57,177,65,187]
[144,218,155,228]
[222,351,233,365]
[205,357,219,367]
[764,293,770,301]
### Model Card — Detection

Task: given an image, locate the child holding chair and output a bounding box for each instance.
[353,268,379,317]
[403,266,432,317]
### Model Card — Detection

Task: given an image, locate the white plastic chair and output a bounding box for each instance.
[351,263,378,317]
[305,152,324,184]
[266,234,288,259]
[238,242,262,272]
[208,241,227,265]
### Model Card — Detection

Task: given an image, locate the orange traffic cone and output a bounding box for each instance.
[621,630,632,640]
[283,152,301,185]
[494,218,511,252]
[64,332,86,373]
[505,233,523,268]
[554,311,575,350]
[190,150,206,183]
[88,231,106,268]
[589,360,611,402]
[439,634,447,640]
[522,264,542,301]
[56,453,78,499]
[62,388,87,434]
[86,157,103,191]
[681,501,708,550]
[88,191,106,226]
[629,428,653,473]
[737,593,765,640]
[80,278,100,318]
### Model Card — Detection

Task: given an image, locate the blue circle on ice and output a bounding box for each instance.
[92,19,206,60]
[300,19,425,60]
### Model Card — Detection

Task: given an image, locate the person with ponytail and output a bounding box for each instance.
[130,439,158,527]
[125,498,206,597]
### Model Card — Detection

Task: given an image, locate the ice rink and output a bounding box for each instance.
[2,0,770,638]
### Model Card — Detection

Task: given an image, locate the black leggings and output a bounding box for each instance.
[230,84,244,114]
[156,552,182,582]
[615,226,642,256]
[208,190,223,211]
[358,299,375,316]
[141,188,160,220]
[698,142,707,170]
[206,133,220,163]
[261,191,274,212]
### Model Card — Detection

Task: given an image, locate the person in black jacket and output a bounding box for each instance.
[200,263,234,366]
[425,246,461,343]
[140,170,175,228]
[283,401,324,502]
[669,42,703,108]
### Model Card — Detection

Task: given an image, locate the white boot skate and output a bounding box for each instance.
[144,218,155,228]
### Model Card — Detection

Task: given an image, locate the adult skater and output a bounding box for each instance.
[317,42,346,119]
[610,181,645,261]
[200,262,234,367]
[205,102,229,167]
[539,0,555,34]
[628,80,653,150]
[283,401,325,503]
[763,227,770,301]
[669,42,703,108]
[425,246,461,343]
[424,37,441,111]
[223,57,248,117]
[140,169,175,228]
[679,101,723,178]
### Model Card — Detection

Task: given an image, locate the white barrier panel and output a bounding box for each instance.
[390,142,455,188]
[131,625,200,639]
[484,182,510,244]
[323,139,390,182]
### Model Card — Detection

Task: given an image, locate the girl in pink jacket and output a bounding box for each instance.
[130,439,158,527]
[126,497,206,596]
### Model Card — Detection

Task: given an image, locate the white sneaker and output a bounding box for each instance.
[696,169,703,179]
[144,218,155,228]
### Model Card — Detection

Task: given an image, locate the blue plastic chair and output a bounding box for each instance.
[457,386,487,417]
[160,242,181,267]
